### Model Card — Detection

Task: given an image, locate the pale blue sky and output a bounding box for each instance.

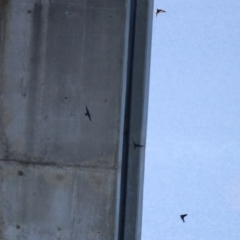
[142,0,240,239]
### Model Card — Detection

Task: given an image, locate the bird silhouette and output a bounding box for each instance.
[156,9,166,17]
[132,137,144,149]
[85,106,91,121]
[180,214,188,222]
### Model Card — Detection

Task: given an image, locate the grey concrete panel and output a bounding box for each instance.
[0,162,116,240]
[0,0,153,239]
[0,0,127,168]
[0,0,130,239]
[8,0,125,8]
[7,0,85,5]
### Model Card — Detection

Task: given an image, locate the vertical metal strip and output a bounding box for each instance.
[118,0,137,239]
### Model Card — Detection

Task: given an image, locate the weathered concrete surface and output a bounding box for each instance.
[0,0,153,239]
[0,0,126,167]
[0,162,116,239]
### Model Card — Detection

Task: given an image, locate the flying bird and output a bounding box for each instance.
[85,106,91,121]
[155,9,166,17]
[132,137,144,149]
[180,214,188,222]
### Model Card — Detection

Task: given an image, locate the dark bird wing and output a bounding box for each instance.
[132,137,136,148]
[132,137,139,149]
[132,137,144,149]
[160,9,166,13]
[180,214,188,222]
[156,9,166,16]
[85,106,89,115]
[85,106,91,121]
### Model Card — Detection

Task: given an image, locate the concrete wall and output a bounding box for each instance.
[0,0,153,239]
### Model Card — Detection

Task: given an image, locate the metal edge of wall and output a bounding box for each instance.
[128,0,154,238]
[117,0,137,238]
[114,0,132,239]
[118,0,154,239]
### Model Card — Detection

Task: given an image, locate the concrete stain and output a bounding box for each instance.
[25,2,43,154]
[45,171,72,186]
[18,170,24,176]
[81,159,109,168]
[56,174,64,181]
[0,178,8,239]
[89,173,111,194]
[12,139,23,153]
[0,0,8,9]
[1,107,13,129]
[0,105,10,158]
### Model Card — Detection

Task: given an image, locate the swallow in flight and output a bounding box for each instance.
[156,9,166,17]
[132,137,144,149]
[85,106,91,121]
[180,214,188,222]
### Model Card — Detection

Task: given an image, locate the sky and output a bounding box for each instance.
[142,0,240,239]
